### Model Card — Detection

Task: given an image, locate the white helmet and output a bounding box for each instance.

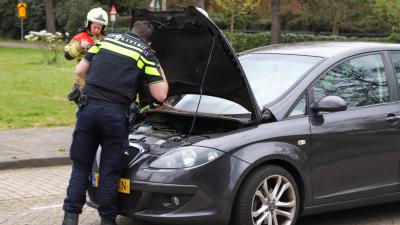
[85,7,108,30]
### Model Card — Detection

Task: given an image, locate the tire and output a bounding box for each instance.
[231,165,300,225]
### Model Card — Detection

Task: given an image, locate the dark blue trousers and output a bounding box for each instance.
[63,104,129,219]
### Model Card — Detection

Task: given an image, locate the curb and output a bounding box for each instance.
[0,157,71,170]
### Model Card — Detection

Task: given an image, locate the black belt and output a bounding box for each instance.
[86,98,127,110]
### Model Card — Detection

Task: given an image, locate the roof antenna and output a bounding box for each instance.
[187,35,216,137]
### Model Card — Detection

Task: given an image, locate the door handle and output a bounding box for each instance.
[386,114,400,123]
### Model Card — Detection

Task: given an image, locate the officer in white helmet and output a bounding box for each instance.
[65,7,109,104]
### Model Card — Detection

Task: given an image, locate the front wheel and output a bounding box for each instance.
[232,165,300,225]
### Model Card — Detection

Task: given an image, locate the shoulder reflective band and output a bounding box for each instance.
[145,66,161,76]
[88,44,101,54]
[100,42,140,60]
[137,59,144,69]
[140,55,156,66]
[104,37,144,53]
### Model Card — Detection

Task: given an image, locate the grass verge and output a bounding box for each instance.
[0,46,77,129]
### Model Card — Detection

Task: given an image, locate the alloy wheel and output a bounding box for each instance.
[251,175,296,225]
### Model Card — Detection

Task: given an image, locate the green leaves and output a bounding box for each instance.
[214,0,260,32]
[373,0,400,31]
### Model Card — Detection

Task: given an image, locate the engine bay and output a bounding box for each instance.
[129,110,251,155]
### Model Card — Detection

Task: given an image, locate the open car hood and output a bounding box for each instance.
[132,6,260,120]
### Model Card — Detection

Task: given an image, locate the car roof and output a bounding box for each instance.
[242,41,400,58]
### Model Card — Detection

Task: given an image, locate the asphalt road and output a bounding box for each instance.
[1,166,400,225]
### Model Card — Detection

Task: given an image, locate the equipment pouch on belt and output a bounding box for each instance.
[77,94,88,108]
[126,102,139,132]
[67,84,82,105]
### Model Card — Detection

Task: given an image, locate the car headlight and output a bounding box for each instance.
[149,146,224,169]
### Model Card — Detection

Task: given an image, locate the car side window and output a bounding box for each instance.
[288,95,307,117]
[313,54,389,109]
[389,52,400,91]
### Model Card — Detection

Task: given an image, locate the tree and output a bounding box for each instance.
[270,0,281,44]
[0,0,18,38]
[300,0,375,35]
[374,0,400,32]
[194,0,205,9]
[214,0,260,32]
[44,0,56,33]
[62,0,107,35]
[167,0,210,11]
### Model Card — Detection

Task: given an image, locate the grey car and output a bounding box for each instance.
[87,6,400,225]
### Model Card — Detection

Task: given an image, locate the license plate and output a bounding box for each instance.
[92,173,130,194]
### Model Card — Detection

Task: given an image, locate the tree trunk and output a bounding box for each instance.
[271,0,281,44]
[332,22,340,35]
[146,0,152,10]
[230,12,235,33]
[194,0,205,9]
[44,0,56,33]
[204,0,210,11]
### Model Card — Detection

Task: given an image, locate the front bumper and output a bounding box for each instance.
[87,153,250,225]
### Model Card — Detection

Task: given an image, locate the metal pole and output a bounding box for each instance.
[21,19,24,41]
[111,21,114,32]
[156,0,160,11]
[162,0,166,11]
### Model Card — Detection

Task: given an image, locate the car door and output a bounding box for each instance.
[388,51,400,100]
[310,53,400,205]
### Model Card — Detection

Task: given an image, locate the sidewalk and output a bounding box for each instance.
[0,127,73,170]
[1,41,72,169]
[0,41,41,49]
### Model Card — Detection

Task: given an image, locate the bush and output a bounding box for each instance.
[385,33,400,43]
[225,32,387,52]
[225,32,271,52]
[25,30,65,64]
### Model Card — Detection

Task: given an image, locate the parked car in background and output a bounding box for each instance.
[87,6,400,225]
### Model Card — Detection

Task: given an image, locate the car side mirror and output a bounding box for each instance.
[311,96,347,113]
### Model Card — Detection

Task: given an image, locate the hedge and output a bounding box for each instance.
[224,32,395,53]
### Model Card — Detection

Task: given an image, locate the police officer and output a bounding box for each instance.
[62,21,168,225]
[64,7,108,103]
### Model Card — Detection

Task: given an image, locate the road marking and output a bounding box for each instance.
[30,204,62,210]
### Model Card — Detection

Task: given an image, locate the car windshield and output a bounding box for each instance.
[240,54,322,107]
[164,54,321,116]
